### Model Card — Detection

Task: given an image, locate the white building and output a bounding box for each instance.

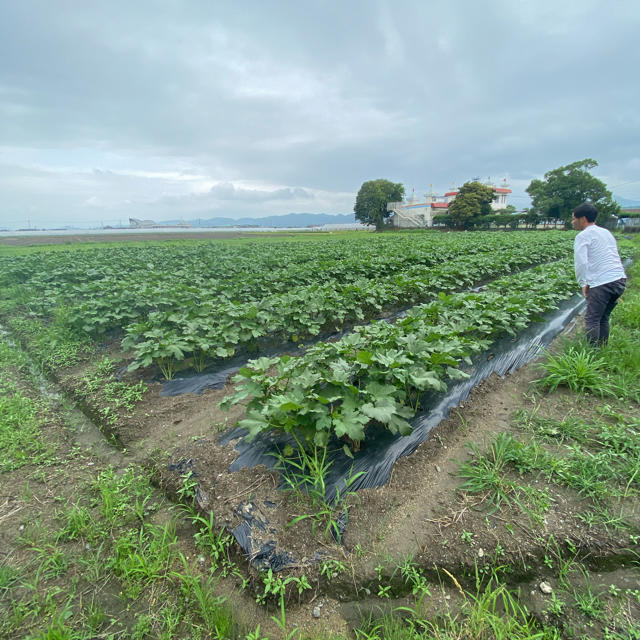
[389,180,512,228]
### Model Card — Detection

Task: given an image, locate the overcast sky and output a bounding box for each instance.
[1,1,640,228]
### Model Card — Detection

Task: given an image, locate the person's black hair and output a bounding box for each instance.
[573,202,598,222]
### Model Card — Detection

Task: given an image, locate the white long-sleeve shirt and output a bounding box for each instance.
[573,225,626,288]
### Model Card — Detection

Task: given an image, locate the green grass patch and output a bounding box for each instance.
[535,342,621,397]
[109,522,179,599]
[458,410,640,519]
[7,312,91,370]
[0,392,56,472]
[355,573,560,640]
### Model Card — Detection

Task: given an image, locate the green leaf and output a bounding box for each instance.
[409,369,446,391]
[361,402,395,424]
[333,415,367,442]
[388,414,413,436]
[364,381,396,398]
[279,400,301,412]
[446,366,470,380]
[238,412,269,441]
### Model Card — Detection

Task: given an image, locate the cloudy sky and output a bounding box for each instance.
[1,1,640,228]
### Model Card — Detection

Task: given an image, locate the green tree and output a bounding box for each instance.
[526,159,620,228]
[448,181,496,229]
[522,208,540,229]
[354,179,405,230]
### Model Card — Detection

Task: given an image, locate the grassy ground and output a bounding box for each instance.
[0,235,638,639]
[0,335,247,638]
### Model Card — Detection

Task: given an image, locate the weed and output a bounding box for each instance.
[57,503,103,542]
[176,470,200,508]
[358,570,559,639]
[0,564,20,595]
[573,585,605,620]
[33,545,69,578]
[377,583,391,598]
[245,625,269,640]
[398,558,431,606]
[461,530,474,545]
[278,442,364,543]
[461,410,640,522]
[108,522,178,598]
[0,391,56,472]
[132,613,153,639]
[103,378,146,410]
[84,598,108,632]
[8,314,90,370]
[92,466,156,529]
[535,343,620,396]
[515,410,587,445]
[320,558,346,581]
[77,541,108,583]
[457,433,551,523]
[191,511,238,577]
[544,593,566,616]
[457,433,517,510]
[255,569,311,638]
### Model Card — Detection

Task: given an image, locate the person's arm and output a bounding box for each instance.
[574,233,589,297]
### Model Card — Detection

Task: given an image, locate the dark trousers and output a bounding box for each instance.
[585,278,626,345]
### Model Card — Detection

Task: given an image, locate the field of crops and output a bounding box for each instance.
[3,230,640,639]
[1,230,585,448]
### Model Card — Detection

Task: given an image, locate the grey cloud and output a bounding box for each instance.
[209,183,314,202]
[1,1,640,228]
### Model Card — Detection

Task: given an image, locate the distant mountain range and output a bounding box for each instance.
[615,196,640,208]
[165,213,356,228]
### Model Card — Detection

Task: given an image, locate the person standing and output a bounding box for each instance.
[572,203,626,346]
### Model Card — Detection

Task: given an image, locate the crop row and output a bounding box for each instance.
[1,231,570,290]
[1,233,572,337]
[222,259,579,450]
[122,242,575,378]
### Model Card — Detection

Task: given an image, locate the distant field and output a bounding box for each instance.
[0,229,316,247]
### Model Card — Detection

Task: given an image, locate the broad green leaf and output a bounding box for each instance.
[388,414,413,436]
[446,366,470,380]
[361,402,395,424]
[409,370,446,391]
[238,413,269,441]
[333,416,366,443]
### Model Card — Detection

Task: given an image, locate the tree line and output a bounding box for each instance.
[354,159,620,230]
